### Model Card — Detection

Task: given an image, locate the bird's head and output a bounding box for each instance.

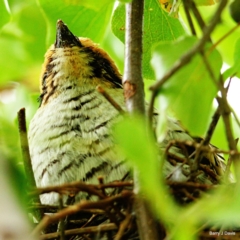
[39,20,122,105]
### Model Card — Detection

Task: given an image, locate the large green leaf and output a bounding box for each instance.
[114,115,179,221]
[151,36,222,136]
[112,0,186,80]
[37,0,114,46]
[61,0,114,11]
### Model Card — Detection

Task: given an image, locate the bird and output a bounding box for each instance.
[28,20,226,206]
[28,20,129,205]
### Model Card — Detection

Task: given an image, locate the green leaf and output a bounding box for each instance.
[0,1,46,85]
[0,0,10,30]
[114,115,179,221]
[151,36,222,136]
[61,0,114,11]
[112,0,185,80]
[223,38,240,80]
[37,0,114,46]
[199,7,240,66]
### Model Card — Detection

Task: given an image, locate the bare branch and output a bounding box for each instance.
[17,108,43,220]
[149,0,228,93]
[96,85,125,113]
[39,223,117,240]
[123,0,145,114]
[31,191,132,236]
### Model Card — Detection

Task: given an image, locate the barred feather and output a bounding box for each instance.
[28,21,128,204]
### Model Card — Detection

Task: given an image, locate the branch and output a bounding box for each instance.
[123,0,161,239]
[217,95,240,181]
[123,0,145,114]
[17,108,36,190]
[182,0,196,36]
[148,0,228,114]
[17,108,43,220]
[29,181,133,198]
[31,191,132,236]
[39,223,117,240]
[96,85,125,113]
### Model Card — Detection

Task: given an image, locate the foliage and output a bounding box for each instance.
[1,0,240,239]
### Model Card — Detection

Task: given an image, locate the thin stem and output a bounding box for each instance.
[182,0,196,36]
[96,85,125,113]
[149,0,227,93]
[17,108,43,221]
[210,23,240,52]
[188,0,207,31]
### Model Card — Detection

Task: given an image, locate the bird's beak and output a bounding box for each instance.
[55,20,82,48]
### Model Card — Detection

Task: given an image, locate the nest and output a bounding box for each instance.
[28,175,239,240]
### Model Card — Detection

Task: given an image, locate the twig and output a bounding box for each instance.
[147,91,157,129]
[115,207,132,240]
[17,108,43,220]
[201,53,219,86]
[57,195,65,240]
[148,0,228,116]
[225,138,239,182]
[39,223,118,240]
[17,108,37,189]
[210,23,240,52]
[204,107,221,146]
[31,191,132,236]
[97,177,124,226]
[203,77,232,146]
[182,0,196,36]
[216,95,240,181]
[30,181,105,199]
[96,85,125,113]
[187,0,207,31]
[189,56,219,173]
[166,139,239,156]
[167,181,215,190]
[29,181,133,197]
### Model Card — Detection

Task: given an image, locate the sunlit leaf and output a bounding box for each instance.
[223,38,240,80]
[61,0,113,11]
[37,0,114,46]
[198,7,240,65]
[112,0,185,80]
[151,36,222,135]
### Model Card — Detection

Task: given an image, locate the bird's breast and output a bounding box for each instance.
[28,85,128,204]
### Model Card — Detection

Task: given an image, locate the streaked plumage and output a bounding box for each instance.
[28,20,226,206]
[28,20,128,204]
